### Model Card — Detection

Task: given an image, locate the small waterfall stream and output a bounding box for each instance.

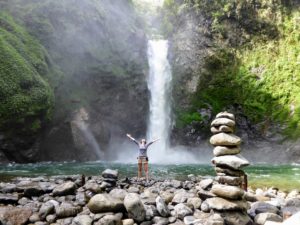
[147,40,172,163]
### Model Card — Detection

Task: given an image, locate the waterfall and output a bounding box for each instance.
[147,40,172,163]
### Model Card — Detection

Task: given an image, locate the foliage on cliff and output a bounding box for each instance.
[0,12,54,138]
[165,0,300,139]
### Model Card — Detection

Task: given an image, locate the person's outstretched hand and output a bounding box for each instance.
[126,133,131,138]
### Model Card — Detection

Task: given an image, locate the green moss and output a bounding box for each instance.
[0,12,54,136]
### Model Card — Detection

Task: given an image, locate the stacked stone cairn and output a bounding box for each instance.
[208,111,253,225]
[101,169,118,192]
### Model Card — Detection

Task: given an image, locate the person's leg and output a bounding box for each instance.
[138,158,142,179]
[144,161,149,182]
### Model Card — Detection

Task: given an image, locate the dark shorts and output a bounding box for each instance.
[137,156,148,163]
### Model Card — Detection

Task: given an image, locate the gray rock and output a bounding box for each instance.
[87,194,124,213]
[124,193,146,222]
[29,213,40,223]
[254,213,282,225]
[160,190,174,204]
[0,193,19,204]
[210,133,241,146]
[0,183,17,193]
[76,192,88,206]
[213,146,241,157]
[23,185,44,197]
[206,214,225,225]
[211,184,244,200]
[109,189,128,201]
[174,203,193,219]
[84,182,102,193]
[156,196,170,217]
[152,216,169,225]
[216,112,235,120]
[18,197,30,205]
[172,189,189,204]
[220,211,253,225]
[55,202,81,218]
[215,167,245,177]
[282,197,300,215]
[73,215,93,225]
[122,218,134,225]
[197,188,216,200]
[204,197,249,211]
[212,155,249,170]
[102,169,118,179]
[39,201,55,220]
[216,175,243,186]
[171,180,182,189]
[198,178,213,190]
[211,117,235,128]
[186,197,202,210]
[53,181,76,196]
[211,125,234,134]
[127,186,140,194]
[94,213,122,225]
[145,204,159,220]
[248,202,280,218]
[46,214,56,223]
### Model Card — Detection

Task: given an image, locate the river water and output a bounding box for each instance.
[1,162,299,191]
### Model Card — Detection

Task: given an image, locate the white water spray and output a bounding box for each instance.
[147,40,172,163]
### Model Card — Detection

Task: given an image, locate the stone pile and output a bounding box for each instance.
[208,111,252,224]
[101,169,119,191]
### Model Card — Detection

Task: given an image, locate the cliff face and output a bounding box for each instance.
[0,0,149,162]
[164,0,300,162]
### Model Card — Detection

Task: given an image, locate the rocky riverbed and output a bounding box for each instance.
[0,169,300,225]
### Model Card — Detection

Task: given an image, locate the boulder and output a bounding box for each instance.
[173,203,193,219]
[211,118,235,128]
[210,133,241,146]
[52,181,76,196]
[156,196,170,217]
[254,213,282,225]
[211,184,244,200]
[204,197,249,211]
[102,169,118,179]
[216,112,235,120]
[73,215,93,225]
[124,193,146,222]
[0,206,32,225]
[213,146,241,157]
[87,194,124,213]
[212,155,249,170]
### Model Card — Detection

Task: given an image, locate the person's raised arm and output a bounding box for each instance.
[126,134,139,145]
[146,138,160,147]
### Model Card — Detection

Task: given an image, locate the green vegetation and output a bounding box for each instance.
[166,0,300,138]
[0,12,54,136]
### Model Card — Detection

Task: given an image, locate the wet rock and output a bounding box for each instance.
[204,197,249,211]
[215,167,245,177]
[87,193,124,213]
[0,206,32,225]
[211,118,236,128]
[0,193,19,204]
[254,212,282,225]
[53,181,76,196]
[124,193,146,222]
[212,155,249,170]
[73,215,93,225]
[95,213,122,225]
[39,201,55,220]
[156,196,170,217]
[102,169,118,179]
[55,202,81,218]
[173,203,193,219]
[213,146,241,157]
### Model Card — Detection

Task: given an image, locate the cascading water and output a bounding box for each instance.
[147,40,172,163]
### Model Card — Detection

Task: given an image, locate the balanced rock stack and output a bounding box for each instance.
[101,169,118,192]
[208,111,252,225]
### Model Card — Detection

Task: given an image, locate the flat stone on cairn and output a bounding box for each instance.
[206,111,252,225]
